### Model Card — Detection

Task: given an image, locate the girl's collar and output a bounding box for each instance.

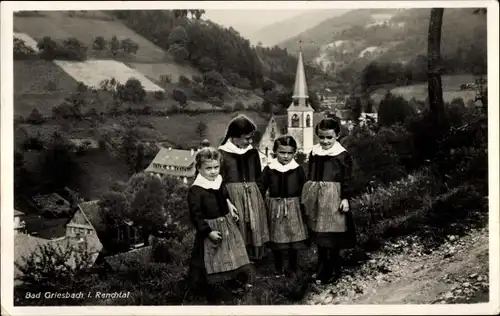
[219,139,253,155]
[268,158,299,172]
[311,142,346,156]
[192,174,222,190]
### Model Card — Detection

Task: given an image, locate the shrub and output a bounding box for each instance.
[378,92,416,127]
[172,88,188,106]
[160,74,172,84]
[178,75,191,86]
[233,101,245,111]
[27,108,45,125]
[92,36,107,51]
[14,38,38,59]
[116,78,147,103]
[168,44,188,63]
[191,75,202,84]
[154,90,165,100]
[121,38,139,54]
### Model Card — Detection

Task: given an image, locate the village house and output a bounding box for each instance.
[71,200,145,252]
[14,201,104,284]
[145,147,197,184]
[14,209,26,235]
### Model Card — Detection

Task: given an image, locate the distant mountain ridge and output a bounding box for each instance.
[249,9,351,47]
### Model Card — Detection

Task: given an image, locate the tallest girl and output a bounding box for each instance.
[218,114,270,261]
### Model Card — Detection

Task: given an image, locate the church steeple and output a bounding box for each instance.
[292,51,309,99]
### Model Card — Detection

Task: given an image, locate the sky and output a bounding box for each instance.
[203,9,309,37]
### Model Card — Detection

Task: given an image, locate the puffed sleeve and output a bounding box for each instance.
[253,149,263,179]
[307,152,313,179]
[297,165,307,188]
[221,182,230,200]
[257,166,270,198]
[339,152,354,200]
[187,187,212,237]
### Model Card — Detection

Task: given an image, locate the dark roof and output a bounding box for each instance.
[104,246,153,271]
[77,200,105,232]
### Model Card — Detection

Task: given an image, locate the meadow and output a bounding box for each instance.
[54,60,165,91]
[14,11,167,63]
[370,74,478,105]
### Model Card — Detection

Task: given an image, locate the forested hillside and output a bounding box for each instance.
[111,10,329,92]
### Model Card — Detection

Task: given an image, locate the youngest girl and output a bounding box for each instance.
[258,136,308,276]
[186,147,253,303]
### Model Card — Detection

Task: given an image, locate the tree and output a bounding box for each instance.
[27,108,45,124]
[14,240,97,305]
[427,8,445,130]
[109,36,120,56]
[40,132,80,190]
[116,78,147,103]
[93,36,107,51]
[168,44,188,63]
[172,88,188,107]
[120,126,144,176]
[198,56,216,73]
[168,26,189,47]
[195,121,208,139]
[378,92,416,127]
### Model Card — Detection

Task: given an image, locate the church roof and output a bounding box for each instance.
[293,52,309,99]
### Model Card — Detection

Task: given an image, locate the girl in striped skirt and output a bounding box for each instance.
[258,136,309,277]
[301,118,356,285]
[218,114,270,261]
[187,147,253,303]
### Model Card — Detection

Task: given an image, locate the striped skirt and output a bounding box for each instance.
[203,213,252,283]
[301,181,356,249]
[267,196,308,250]
[225,182,270,258]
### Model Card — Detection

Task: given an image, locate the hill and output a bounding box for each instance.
[279,8,486,77]
[14,11,166,62]
[249,9,351,47]
[278,9,400,60]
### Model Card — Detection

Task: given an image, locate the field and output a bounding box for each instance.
[14,11,167,63]
[105,111,271,147]
[14,32,39,50]
[54,60,164,91]
[129,61,202,85]
[370,74,479,105]
[14,60,79,117]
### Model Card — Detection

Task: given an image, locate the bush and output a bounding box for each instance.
[191,75,202,84]
[160,74,172,84]
[233,101,245,111]
[178,75,191,86]
[378,92,416,127]
[154,90,165,100]
[92,36,107,51]
[172,88,188,106]
[27,108,45,125]
[116,78,147,103]
[14,38,38,60]
[38,36,87,61]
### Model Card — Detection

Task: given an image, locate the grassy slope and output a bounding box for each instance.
[14,60,79,117]
[14,12,166,63]
[370,74,478,105]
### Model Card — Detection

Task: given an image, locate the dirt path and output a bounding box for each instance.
[306,226,489,305]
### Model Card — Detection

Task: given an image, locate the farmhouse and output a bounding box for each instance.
[14,209,26,235]
[145,147,197,184]
[14,201,104,284]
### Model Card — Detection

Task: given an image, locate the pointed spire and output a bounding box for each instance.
[292,51,309,99]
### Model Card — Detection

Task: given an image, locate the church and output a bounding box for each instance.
[257,51,322,161]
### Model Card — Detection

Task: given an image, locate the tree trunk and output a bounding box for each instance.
[427,8,445,130]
